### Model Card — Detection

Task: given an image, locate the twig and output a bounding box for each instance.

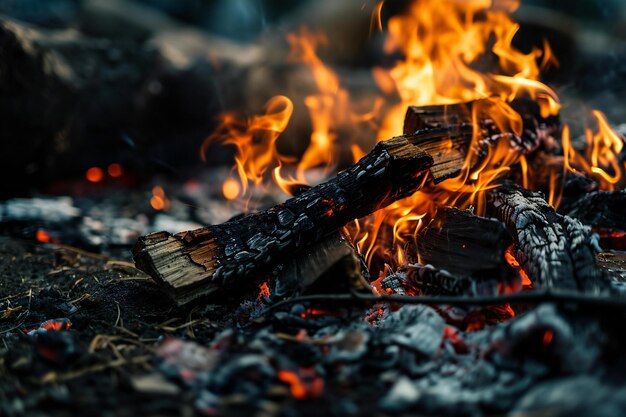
[261,289,626,317]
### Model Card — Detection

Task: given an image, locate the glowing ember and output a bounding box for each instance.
[257,281,270,299]
[35,229,51,243]
[277,369,324,400]
[85,167,104,183]
[543,328,554,345]
[107,163,123,178]
[222,178,241,200]
[150,185,170,211]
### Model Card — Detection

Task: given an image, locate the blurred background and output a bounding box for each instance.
[1,0,626,197]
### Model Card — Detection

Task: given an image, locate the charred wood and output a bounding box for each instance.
[416,207,514,284]
[134,134,456,305]
[272,231,366,298]
[486,182,611,293]
[560,190,626,232]
[404,98,560,155]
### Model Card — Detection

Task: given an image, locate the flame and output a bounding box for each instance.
[287,29,344,181]
[205,0,624,275]
[374,0,558,140]
[561,110,625,190]
[202,95,294,199]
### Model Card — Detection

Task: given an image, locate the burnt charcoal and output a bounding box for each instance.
[34,330,81,365]
[511,376,626,417]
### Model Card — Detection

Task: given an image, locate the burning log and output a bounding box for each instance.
[134,131,472,305]
[486,182,611,293]
[416,207,514,284]
[404,99,560,154]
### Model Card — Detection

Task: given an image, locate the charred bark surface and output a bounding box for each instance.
[561,190,626,232]
[134,135,445,305]
[486,183,610,293]
[417,207,514,284]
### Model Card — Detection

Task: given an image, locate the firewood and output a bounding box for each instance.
[273,232,365,298]
[404,98,560,154]
[486,182,612,293]
[416,207,514,284]
[134,131,473,305]
[560,190,626,231]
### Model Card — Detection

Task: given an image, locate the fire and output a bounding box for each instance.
[562,110,625,190]
[202,95,294,200]
[205,0,624,275]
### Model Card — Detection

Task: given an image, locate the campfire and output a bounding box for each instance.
[2,0,626,416]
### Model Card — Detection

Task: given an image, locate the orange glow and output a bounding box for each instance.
[222,178,241,200]
[201,95,294,200]
[257,281,271,299]
[86,167,104,183]
[35,229,51,243]
[277,370,324,400]
[107,163,123,178]
[151,186,170,211]
[504,245,532,287]
[543,329,554,345]
[562,111,625,191]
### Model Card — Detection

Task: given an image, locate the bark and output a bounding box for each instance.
[486,182,611,293]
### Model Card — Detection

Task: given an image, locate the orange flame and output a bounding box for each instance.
[202,95,294,200]
[560,110,624,190]
[205,0,624,275]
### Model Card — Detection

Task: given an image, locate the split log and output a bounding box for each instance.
[485,182,611,293]
[134,130,474,305]
[272,232,365,298]
[404,98,560,155]
[416,207,514,284]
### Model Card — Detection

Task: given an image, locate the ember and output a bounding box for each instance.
[2,1,626,416]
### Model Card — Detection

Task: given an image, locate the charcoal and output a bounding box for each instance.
[511,376,626,417]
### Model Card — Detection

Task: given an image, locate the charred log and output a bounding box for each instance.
[416,207,514,284]
[134,134,461,305]
[486,182,610,293]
